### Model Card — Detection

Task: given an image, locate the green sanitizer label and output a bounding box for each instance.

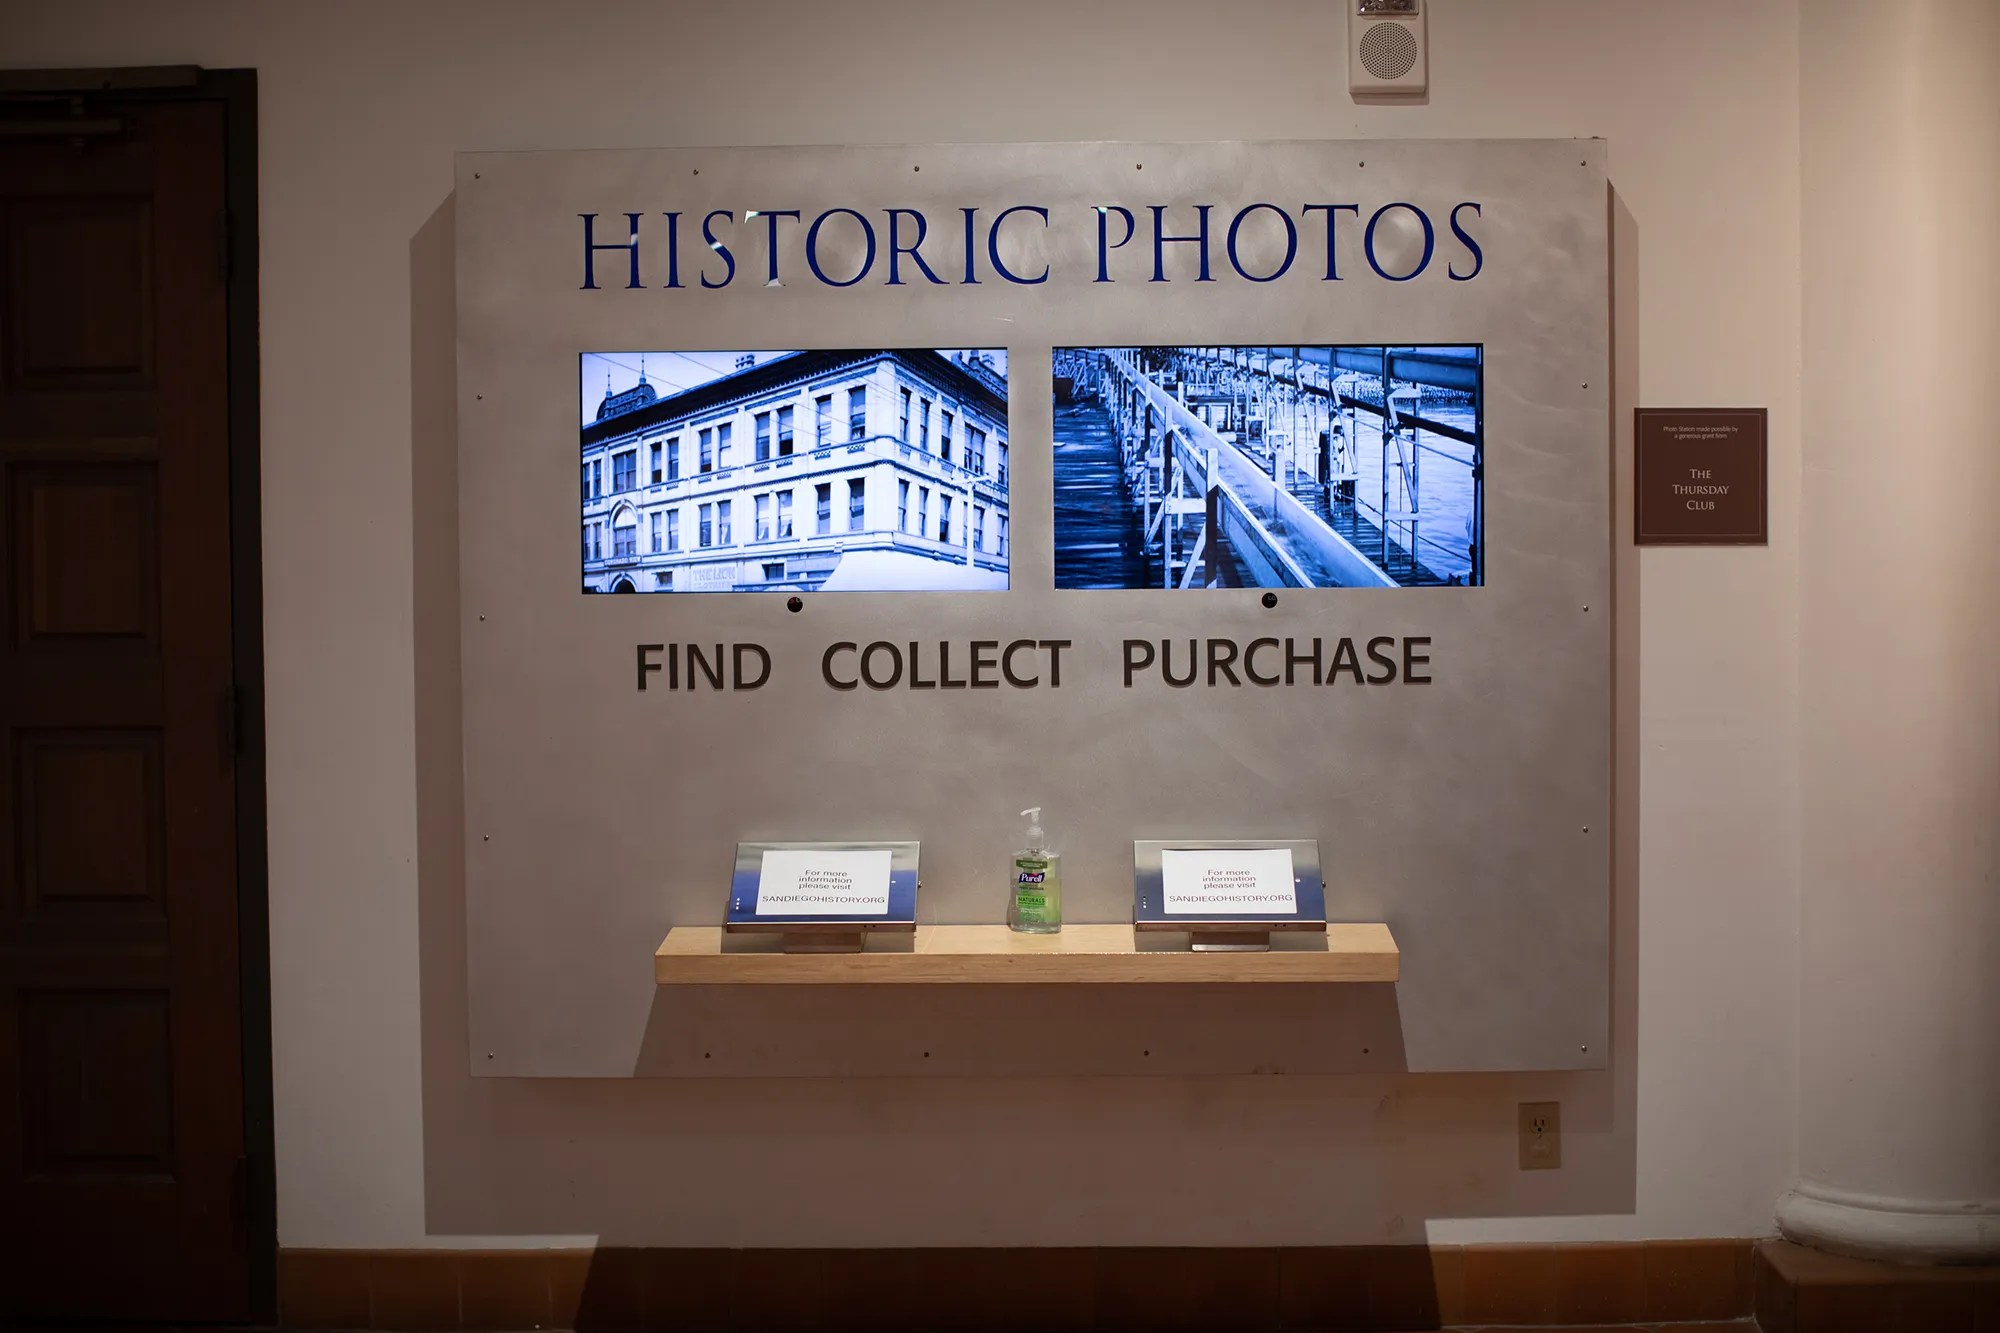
[1014,857,1058,923]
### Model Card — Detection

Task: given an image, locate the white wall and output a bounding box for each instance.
[0,0,1802,1248]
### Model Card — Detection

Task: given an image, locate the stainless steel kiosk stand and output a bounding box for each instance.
[722,841,920,954]
[1132,839,1328,952]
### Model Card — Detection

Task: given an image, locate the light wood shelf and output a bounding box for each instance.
[654,923,1398,985]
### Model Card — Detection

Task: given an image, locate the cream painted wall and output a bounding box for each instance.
[0,0,1801,1247]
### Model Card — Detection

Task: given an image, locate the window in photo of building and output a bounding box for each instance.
[581,349,1008,592]
[998,514,1008,557]
[997,440,1008,488]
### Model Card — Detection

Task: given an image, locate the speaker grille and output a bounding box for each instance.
[1358,21,1419,80]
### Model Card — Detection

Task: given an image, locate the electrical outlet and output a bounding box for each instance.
[1518,1101,1561,1170]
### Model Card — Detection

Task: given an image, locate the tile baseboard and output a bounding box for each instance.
[279,1238,1761,1330]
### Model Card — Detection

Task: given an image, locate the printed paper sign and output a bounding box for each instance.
[1160,847,1297,915]
[754,848,892,916]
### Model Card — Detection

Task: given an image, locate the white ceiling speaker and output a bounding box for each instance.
[1350,0,1427,97]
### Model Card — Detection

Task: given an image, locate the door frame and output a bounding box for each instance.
[0,64,274,1321]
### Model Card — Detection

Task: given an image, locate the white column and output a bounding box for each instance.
[1786,0,2000,1263]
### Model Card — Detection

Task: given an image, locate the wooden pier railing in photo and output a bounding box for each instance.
[1052,345,1484,589]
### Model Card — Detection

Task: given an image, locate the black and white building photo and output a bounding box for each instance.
[580,349,1009,592]
[1052,345,1483,589]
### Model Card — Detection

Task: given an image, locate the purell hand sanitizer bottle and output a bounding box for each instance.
[1008,807,1062,933]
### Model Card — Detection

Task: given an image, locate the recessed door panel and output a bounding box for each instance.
[8,198,155,389]
[14,467,159,642]
[17,729,164,915]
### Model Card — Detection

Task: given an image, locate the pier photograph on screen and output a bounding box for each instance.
[579,349,1009,593]
[1051,346,1483,589]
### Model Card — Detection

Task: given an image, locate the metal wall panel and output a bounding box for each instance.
[455,140,1610,1076]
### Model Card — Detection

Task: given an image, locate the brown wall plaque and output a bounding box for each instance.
[1635,408,1767,545]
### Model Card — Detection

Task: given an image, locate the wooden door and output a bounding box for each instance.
[0,100,246,1318]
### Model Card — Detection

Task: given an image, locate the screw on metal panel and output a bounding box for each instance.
[487,1052,493,1059]
[1362,1047,1370,1054]
[692,169,699,175]
[473,173,480,180]
[913,165,920,172]
[1136,164,1143,170]
[1582,827,1589,833]
[483,834,490,841]
[478,614,486,621]
[787,596,803,613]
[1261,591,1279,609]
[704,1052,711,1059]
[1581,1045,1589,1052]
[476,394,482,399]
